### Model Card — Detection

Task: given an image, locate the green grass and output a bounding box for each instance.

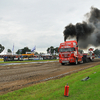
[0,65,100,100]
[0,59,58,64]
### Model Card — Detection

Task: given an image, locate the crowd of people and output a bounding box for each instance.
[0,54,58,61]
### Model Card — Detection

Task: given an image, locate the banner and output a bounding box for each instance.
[0,58,4,62]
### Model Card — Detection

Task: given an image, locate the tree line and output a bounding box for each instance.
[47,46,59,54]
[0,44,100,56]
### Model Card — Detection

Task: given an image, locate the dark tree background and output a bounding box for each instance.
[0,44,5,53]
[78,49,84,54]
[93,49,100,56]
[16,47,31,54]
[47,46,58,54]
[7,49,12,53]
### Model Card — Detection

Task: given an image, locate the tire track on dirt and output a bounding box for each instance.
[0,59,100,95]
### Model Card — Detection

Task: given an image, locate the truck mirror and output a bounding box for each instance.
[58,48,59,52]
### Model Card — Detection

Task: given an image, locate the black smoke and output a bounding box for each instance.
[63,7,100,49]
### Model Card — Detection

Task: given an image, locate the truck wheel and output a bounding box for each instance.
[61,63,65,65]
[86,58,89,63]
[80,58,83,64]
[75,58,78,65]
[90,57,93,62]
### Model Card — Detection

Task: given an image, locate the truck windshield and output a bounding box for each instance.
[59,48,75,52]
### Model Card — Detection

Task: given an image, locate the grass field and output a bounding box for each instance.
[0,64,100,100]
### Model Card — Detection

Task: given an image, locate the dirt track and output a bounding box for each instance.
[0,59,100,95]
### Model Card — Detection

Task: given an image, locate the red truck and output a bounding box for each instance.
[58,40,95,65]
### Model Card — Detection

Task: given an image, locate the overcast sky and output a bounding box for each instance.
[0,0,100,53]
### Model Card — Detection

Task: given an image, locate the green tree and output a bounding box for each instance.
[16,49,22,54]
[94,49,100,56]
[0,44,5,53]
[7,49,12,53]
[16,47,31,54]
[47,46,58,54]
[55,47,59,53]
[78,49,84,54]
[47,46,54,54]
[34,52,38,55]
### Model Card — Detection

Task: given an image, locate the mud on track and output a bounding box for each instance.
[0,59,100,95]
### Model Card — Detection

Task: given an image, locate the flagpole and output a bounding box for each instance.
[12,44,14,55]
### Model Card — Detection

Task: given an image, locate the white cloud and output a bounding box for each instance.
[0,0,100,53]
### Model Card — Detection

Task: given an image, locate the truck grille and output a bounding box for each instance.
[62,53,70,58]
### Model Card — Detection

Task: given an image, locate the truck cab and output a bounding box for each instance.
[58,40,83,65]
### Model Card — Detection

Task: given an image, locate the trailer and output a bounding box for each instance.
[83,48,95,62]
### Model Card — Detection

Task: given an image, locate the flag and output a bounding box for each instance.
[12,44,14,55]
[12,44,14,52]
[31,46,36,52]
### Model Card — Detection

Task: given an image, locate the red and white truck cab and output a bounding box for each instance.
[58,40,83,65]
